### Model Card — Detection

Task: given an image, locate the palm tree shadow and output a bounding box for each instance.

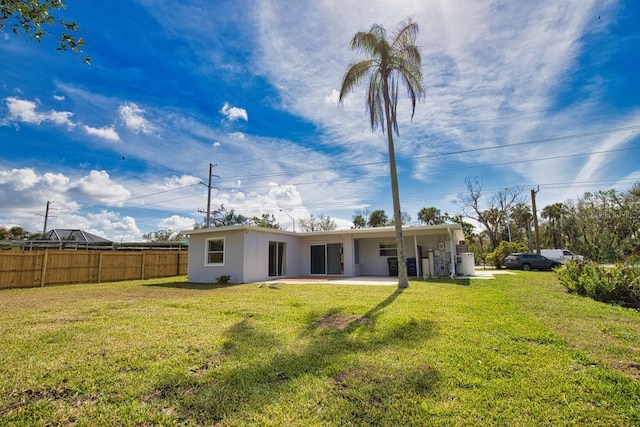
[364,286,406,318]
[148,286,438,424]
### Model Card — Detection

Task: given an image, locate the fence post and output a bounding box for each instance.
[141,252,146,280]
[41,251,48,287]
[98,252,103,283]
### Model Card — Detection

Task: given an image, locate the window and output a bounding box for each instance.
[379,241,397,257]
[205,237,225,266]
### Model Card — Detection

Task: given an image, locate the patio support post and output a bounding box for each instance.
[414,235,420,277]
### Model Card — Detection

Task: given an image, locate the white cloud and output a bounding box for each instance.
[158,174,202,190]
[118,102,156,134]
[48,111,75,126]
[69,170,130,206]
[220,102,248,121]
[53,94,65,101]
[41,172,70,190]
[213,141,221,147]
[158,215,196,232]
[325,89,340,104]
[83,125,120,142]
[251,0,621,187]
[4,97,75,127]
[0,168,40,191]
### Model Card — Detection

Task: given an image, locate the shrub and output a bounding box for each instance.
[579,263,612,303]
[556,261,584,295]
[555,261,640,309]
[486,241,528,268]
[216,275,231,285]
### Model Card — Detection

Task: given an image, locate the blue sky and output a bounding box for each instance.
[1,0,639,241]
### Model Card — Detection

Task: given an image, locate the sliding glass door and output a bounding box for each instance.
[310,243,343,275]
[269,241,286,277]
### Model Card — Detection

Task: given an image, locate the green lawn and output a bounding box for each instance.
[0,273,638,426]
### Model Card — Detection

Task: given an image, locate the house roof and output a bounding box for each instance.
[185,224,465,242]
[35,229,113,244]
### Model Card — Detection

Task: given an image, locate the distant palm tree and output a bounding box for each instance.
[368,209,389,227]
[418,207,444,225]
[541,202,568,248]
[339,18,425,287]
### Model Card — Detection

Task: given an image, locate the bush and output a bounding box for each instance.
[216,275,231,285]
[555,261,584,294]
[486,241,528,268]
[579,263,612,303]
[555,261,640,309]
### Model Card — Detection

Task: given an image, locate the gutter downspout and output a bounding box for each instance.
[448,228,456,279]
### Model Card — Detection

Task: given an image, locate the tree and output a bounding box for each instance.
[448,214,475,242]
[142,229,185,242]
[390,211,412,226]
[367,209,389,227]
[339,18,425,287]
[454,177,523,250]
[352,208,371,228]
[541,202,568,248]
[298,214,337,232]
[1,0,89,63]
[570,187,640,262]
[417,207,445,225]
[250,214,281,229]
[209,204,249,227]
[0,226,31,240]
[510,202,533,247]
[352,214,367,229]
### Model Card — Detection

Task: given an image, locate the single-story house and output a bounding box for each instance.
[186,224,472,284]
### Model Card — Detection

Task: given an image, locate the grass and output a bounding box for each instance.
[0,273,639,426]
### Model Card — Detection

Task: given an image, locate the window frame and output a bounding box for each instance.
[379,241,397,257]
[205,237,225,266]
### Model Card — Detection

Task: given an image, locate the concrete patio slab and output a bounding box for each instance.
[259,270,514,285]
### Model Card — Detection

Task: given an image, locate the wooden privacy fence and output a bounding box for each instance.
[0,250,188,289]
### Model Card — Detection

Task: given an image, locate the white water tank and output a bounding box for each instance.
[459,252,475,276]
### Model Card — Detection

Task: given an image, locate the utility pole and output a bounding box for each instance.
[205,163,218,228]
[42,201,54,234]
[531,188,541,254]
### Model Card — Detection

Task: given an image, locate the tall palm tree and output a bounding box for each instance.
[339,18,425,288]
[541,202,568,248]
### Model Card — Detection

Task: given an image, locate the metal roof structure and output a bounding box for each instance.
[18,229,187,251]
[37,229,113,244]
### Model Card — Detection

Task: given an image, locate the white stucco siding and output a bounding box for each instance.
[355,233,453,277]
[187,229,246,283]
[186,224,466,282]
[242,231,304,283]
[299,233,353,276]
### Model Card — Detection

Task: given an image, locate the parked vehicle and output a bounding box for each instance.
[505,253,562,271]
[541,249,584,264]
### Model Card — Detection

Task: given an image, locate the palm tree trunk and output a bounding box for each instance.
[382,76,409,288]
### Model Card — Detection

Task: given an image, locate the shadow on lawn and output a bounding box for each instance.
[146,287,441,424]
[417,277,472,286]
[144,281,238,290]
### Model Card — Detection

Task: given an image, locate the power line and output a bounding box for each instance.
[51,144,639,217]
[34,125,640,221]
[210,143,640,193]
[203,124,640,184]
